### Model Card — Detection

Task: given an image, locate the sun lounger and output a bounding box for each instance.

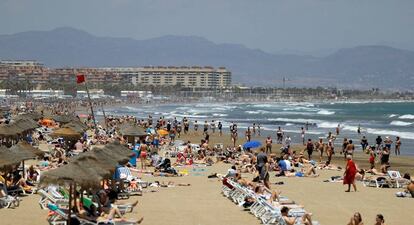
[0,195,20,208]
[221,179,321,225]
[47,203,138,225]
[38,189,69,210]
[387,170,410,188]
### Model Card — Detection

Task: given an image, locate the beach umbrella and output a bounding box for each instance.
[62,122,87,133]
[243,140,262,149]
[157,129,169,136]
[15,112,43,121]
[0,146,36,171]
[50,127,82,139]
[11,142,45,158]
[120,124,147,137]
[39,161,103,189]
[0,123,20,138]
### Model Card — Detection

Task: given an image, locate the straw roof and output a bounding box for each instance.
[15,112,43,121]
[0,146,36,171]
[39,161,103,189]
[50,115,78,124]
[50,127,82,139]
[0,118,40,138]
[120,124,147,137]
[62,121,87,133]
[10,142,45,158]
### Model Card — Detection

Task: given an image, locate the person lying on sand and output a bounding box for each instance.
[281,206,313,225]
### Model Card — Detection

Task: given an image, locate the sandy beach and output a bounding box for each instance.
[1,131,413,225]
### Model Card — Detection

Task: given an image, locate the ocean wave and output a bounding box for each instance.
[317,110,335,115]
[245,110,270,114]
[399,114,414,119]
[389,114,398,118]
[342,125,414,140]
[212,113,228,117]
[390,121,413,126]
[317,122,339,128]
[123,106,141,112]
[285,123,294,126]
[268,118,321,124]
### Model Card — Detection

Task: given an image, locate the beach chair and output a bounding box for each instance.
[38,189,69,210]
[387,170,410,188]
[47,203,138,225]
[0,195,20,209]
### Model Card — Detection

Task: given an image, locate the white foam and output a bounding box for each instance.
[399,114,414,120]
[268,118,321,124]
[389,114,398,118]
[212,113,228,117]
[317,122,339,128]
[317,110,335,115]
[285,123,294,126]
[342,124,414,140]
[390,121,413,126]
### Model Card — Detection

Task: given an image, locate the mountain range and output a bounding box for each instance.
[1,27,413,89]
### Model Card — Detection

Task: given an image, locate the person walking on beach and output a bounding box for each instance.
[265,136,272,154]
[305,139,314,160]
[245,127,252,141]
[384,136,393,151]
[360,136,368,152]
[194,120,198,132]
[344,155,357,192]
[346,139,355,157]
[211,120,216,133]
[316,138,324,162]
[257,123,261,136]
[395,136,401,155]
[203,121,209,135]
[176,122,182,138]
[336,124,340,136]
[231,130,238,147]
[276,126,283,144]
[218,121,223,136]
[375,136,383,151]
[252,123,256,135]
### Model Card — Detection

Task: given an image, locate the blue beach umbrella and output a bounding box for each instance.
[243,140,262,149]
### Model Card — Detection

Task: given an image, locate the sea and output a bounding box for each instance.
[102,101,414,155]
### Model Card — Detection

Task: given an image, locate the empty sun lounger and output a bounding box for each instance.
[38,189,69,210]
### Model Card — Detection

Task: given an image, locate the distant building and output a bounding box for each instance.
[0,60,232,88]
[106,66,231,88]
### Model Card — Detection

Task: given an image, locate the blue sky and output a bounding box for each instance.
[1,0,413,54]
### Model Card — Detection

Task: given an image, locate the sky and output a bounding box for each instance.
[1,0,414,55]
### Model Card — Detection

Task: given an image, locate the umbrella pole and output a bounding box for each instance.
[68,183,72,225]
[22,160,25,178]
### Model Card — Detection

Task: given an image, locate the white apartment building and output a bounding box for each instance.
[105,66,231,88]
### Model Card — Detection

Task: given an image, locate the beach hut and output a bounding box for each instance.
[50,115,79,124]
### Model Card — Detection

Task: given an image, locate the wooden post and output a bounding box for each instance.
[68,183,72,225]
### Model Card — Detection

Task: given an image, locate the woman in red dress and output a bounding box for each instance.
[344,155,357,192]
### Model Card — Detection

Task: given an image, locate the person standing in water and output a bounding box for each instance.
[395,136,401,155]
[336,124,340,136]
[301,127,305,145]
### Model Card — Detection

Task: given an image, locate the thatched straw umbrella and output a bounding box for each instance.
[0,123,20,139]
[9,142,44,176]
[39,160,105,225]
[119,124,147,144]
[62,121,87,134]
[50,127,82,140]
[50,115,78,124]
[15,112,43,121]
[0,146,36,171]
